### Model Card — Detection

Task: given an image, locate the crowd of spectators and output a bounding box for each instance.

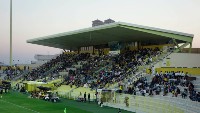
[62,48,160,90]
[63,54,110,88]
[2,66,27,80]
[93,48,160,89]
[22,48,161,91]
[123,71,200,102]
[1,47,161,92]
[24,53,90,81]
[19,47,159,90]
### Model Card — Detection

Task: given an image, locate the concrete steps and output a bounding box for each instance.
[0,73,6,80]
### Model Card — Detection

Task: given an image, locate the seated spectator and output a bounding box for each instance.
[163,86,168,96]
[188,82,194,92]
[155,86,161,95]
[181,89,187,99]
[149,88,153,96]
[189,90,197,101]
[172,89,175,97]
[175,87,180,97]
[141,89,146,96]
[196,92,200,102]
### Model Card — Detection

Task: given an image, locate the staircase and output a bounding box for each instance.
[0,73,7,80]
[12,70,29,81]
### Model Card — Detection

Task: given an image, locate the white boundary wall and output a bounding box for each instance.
[155,53,200,68]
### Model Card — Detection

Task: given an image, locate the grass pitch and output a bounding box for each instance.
[0,91,134,113]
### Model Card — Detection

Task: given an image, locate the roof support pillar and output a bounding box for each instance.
[63,49,66,52]
[173,42,190,53]
[189,43,192,53]
[92,46,95,55]
[138,41,141,50]
[172,39,181,52]
[78,47,80,54]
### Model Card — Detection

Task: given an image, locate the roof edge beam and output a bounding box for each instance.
[119,25,193,43]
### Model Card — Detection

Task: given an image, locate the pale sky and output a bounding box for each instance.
[0,0,200,64]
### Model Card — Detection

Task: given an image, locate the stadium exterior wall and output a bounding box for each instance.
[155,53,200,68]
[153,53,200,75]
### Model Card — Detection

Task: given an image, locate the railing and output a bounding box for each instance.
[12,70,30,81]
[128,50,174,83]
[93,60,112,75]
[57,87,96,100]
[42,62,63,77]
[103,93,200,113]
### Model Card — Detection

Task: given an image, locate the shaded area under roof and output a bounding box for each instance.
[27,22,194,50]
[37,86,51,91]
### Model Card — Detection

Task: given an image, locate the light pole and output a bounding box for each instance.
[10,0,13,66]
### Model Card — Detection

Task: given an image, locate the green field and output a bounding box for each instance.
[0,91,134,113]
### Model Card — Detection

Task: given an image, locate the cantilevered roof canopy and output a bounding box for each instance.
[27,22,194,50]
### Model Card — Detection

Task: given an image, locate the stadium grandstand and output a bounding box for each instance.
[1,21,200,113]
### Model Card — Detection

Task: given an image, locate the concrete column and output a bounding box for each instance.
[189,43,192,53]
[92,46,95,54]
[78,47,80,54]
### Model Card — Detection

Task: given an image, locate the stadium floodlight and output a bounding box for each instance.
[10,0,13,66]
